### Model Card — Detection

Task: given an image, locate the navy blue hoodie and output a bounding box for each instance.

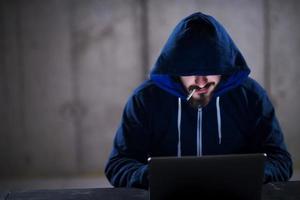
[105,12,293,189]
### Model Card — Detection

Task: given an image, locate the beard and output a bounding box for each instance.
[188,93,212,108]
[186,82,216,108]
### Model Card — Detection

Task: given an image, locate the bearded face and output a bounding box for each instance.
[180,75,221,108]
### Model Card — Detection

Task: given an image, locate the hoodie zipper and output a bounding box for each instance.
[197,107,203,156]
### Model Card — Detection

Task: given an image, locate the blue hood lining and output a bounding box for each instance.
[150,74,186,98]
[150,68,250,99]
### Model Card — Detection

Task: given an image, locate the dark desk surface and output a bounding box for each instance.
[1,181,299,200]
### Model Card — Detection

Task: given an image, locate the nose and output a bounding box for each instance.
[195,76,208,86]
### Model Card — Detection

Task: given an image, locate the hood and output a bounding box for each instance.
[150,12,250,98]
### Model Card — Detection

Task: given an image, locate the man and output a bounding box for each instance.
[105,12,293,189]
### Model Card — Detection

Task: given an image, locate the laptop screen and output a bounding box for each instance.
[149,153,266,200]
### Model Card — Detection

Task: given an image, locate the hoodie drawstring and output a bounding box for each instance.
[216,96,222,144]
[177,98,182,157]
[177,97,222,157]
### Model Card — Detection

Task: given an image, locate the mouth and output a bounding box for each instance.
[196,87,209,94]
[188,83,213,94]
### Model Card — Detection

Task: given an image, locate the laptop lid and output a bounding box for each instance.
[149,153,266,200]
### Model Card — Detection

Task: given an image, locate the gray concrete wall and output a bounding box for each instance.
[268,0,300,169]
[1,0,77,177]
[0,0,299,180]
[0,0,143,177]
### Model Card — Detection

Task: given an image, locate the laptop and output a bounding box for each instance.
[148,153,266,200]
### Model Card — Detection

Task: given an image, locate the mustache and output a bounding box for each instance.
[188,82,215,92]
[186,82,215,101]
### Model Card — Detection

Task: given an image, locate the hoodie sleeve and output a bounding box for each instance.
[254,93,293,183]
[105,92,151,189]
